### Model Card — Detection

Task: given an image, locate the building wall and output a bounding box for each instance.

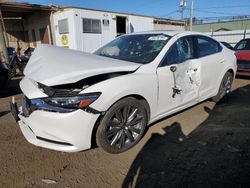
[193,19,250,32]
[23,12,52,47]
[53,9,77,50]
[154,24,184,31]
[204,30,250,46]
[4,19,29,51]
[4,11,52,52]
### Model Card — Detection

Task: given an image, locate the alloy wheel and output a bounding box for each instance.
[105,105,144,150]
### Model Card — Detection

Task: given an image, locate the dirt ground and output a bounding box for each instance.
[0,77,250,188]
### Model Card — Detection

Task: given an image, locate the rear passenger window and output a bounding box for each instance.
[196,36,222,58]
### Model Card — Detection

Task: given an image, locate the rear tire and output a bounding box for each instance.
[212,72,233,102]
[96,97,147,154]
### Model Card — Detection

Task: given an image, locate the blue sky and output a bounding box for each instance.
[16,0,250,20]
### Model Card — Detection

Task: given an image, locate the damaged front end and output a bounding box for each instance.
[18,72,133,116]
[11,76,110,152]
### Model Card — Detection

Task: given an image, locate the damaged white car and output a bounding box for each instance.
[11,31,237,154]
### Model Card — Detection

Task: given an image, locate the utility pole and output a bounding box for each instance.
[180,0,186,20]
[190,0,194,31]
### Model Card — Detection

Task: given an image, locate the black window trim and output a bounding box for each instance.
[159,35,196,67]
[194,35,222,59]
[159,34,223,67]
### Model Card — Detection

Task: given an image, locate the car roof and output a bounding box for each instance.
[126,30,202,37]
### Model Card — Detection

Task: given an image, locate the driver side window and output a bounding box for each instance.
[161,36,194,66]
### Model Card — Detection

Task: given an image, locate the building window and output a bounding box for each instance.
[58,19,69,34]
[82,18,101,33]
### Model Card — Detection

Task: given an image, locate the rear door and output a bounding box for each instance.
[156,36,201,116]
[194,35,224,100]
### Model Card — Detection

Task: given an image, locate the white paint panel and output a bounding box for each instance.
[128,15,154,33]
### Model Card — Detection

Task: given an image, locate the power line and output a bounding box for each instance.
[160,10,180,17]
[185,8,244,17]
[195,5,250,10]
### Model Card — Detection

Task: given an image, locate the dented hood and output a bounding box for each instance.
[24,44,140,86]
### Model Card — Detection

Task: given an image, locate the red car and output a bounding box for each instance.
[234,38,250,76]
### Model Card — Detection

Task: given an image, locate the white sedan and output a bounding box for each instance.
[11,31,237,154]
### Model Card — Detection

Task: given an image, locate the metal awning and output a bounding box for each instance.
[0,2,53,18]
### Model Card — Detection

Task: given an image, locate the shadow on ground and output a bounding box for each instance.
[0,77,22,98]
[236,75,250,80]
[123,84,250,188]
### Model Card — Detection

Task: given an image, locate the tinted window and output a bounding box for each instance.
[161,36,194,66]
[234,39,250,50]
[95,34,170,64]
[196,36,221,58]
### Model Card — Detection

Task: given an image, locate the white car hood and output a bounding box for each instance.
[24,44,140,86]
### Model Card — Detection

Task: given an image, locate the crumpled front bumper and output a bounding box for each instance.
[11,76,101,152]
[17,105,100,152]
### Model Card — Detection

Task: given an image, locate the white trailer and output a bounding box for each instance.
[53,8,155,53]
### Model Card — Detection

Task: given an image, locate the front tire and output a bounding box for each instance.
[212,72,233,102]
[96,97,147,154]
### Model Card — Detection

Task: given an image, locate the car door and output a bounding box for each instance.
[194,35,224,100]
[156,36,201,116]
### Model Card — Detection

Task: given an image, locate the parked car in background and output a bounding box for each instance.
[11,31,237,154]
[234,38,250,76]
[0,52,10,88]
[221,41,234,50]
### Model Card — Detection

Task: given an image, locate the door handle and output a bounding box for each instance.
[219,59,225,63]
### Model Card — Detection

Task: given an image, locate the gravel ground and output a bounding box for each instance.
[0,77,249,188]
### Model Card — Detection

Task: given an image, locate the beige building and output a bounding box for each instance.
[154,18,185,31]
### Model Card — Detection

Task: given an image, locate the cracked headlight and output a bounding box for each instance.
[44,92,101,109]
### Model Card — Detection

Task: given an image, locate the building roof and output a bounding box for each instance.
[0,2,184,25]
[0,2,54,17]
[56,6,184,25]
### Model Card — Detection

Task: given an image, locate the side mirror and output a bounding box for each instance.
[170,66,177,72]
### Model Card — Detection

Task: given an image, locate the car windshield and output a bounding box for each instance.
[94,34,170,64]
[234,39,250,50]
